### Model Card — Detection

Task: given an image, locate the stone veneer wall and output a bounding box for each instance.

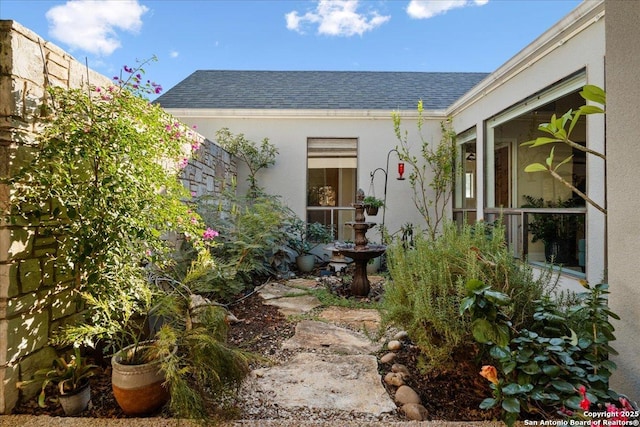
[0,20,236,413]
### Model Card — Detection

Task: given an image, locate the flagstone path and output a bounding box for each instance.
[240,278,398,420]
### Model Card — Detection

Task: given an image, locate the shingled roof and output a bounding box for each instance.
[154,70,488,111]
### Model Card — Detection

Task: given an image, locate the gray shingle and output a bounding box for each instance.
[154,70,488,111]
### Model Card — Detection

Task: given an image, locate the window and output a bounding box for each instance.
[307,138,357,241]
[485,75,587,272]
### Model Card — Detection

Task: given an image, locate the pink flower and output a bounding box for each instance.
[190,217,198,225]
[95,87,101,92]
[154,85,162,94]
[124,65,133,73]
[191,191,197,197]
[178,158,189,169]
[191,141,201,151]
[203,228,219,240]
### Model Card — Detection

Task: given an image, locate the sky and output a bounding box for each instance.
[1,0,584,99]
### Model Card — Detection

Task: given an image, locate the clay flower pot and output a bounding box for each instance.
[111,341,170,416]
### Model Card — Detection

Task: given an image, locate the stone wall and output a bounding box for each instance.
[0,20,236,413]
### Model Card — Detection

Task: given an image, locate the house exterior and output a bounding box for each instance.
[158,0,639,399]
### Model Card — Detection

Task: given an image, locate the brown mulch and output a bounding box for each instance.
[12,281,500,422]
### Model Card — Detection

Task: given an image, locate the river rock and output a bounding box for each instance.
[393,330,409,341]
[402,402,429,421]
[384,372,405,386]
[391,363,410,379]
[395,385,421,405]
[380,352,396,364]
[387,340,402,351]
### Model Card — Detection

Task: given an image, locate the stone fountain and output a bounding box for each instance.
[327,189,386,297]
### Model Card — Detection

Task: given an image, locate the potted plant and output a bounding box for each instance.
[290,220,333,272]
[17,347,99,415]
[363,195,384,216]
[522,195,581,263]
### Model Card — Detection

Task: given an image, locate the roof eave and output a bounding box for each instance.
[447,0,605,117]
[164,108,448,120]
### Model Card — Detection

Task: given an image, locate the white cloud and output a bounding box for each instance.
[286,0,390,37]
[170,50,179,58]
[46,0,149,56]
[406,0,488,19]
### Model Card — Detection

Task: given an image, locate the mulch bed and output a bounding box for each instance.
[12,282,501,422]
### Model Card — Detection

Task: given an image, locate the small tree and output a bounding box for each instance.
[522,85,606,214]
[215,127,278,196]
[392,101,458,240]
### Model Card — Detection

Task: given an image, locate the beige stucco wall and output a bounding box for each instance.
[167,111,445,243]
[449,0,606,289]
[605,0,640,402]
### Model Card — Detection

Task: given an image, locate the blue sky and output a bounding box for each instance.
[1,0,583,99]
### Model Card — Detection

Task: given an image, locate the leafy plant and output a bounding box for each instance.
[149,253,251,421]
[215,127,278,196]
[393,104,458,240]
[462,279,622,426]
[289,219,333,256]
[522,195,581,245]
[18,347,99,407]
[383,221,556,370]
[197,188,301,293]
[362,195,384,208]
[8,56,207,309]
[522,85,606,214]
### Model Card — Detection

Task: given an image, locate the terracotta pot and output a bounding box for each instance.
[111,342,169,416]
[59,380,91,415]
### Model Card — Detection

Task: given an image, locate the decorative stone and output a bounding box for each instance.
[395,385,421,405]
[402,402,429,421]
[379,352,396,364]
[393,330,409,341]
[391,363,410,379]
[387,340,402,351]
[384,372,405,386]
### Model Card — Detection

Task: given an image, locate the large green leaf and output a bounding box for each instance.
[524,163,548,173]
[479,397,497,409]
[502,397,521,413]
[580,84,606,105]
[471,318,494,344]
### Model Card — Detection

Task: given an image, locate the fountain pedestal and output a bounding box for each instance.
[327,189,386,297]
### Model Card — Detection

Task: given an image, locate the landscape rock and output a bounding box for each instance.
[384,372,405,386]
[379,352,396,364]
[393,330,409,341]
[387,340,402,351]
[402,402,429,421]
[257,282,308,300]
[391,363,410,379]
[394,385,421,405]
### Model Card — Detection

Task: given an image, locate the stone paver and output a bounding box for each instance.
[257,282,309,300]
[318,306,381,334]
[282,320,381,355]
[248,352,396,416]
[262,295,323,316]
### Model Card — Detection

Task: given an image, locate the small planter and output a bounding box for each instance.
[58,380,91,416]
[296,254,316,272]
[365,206,379,216]
[366,256,381,274]
[111,341,170,416]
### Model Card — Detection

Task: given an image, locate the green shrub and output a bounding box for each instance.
[462,280,622,427]
[196,188,298,295]
[383,221,557,371]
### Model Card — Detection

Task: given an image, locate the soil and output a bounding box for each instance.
[12,281,500,422]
